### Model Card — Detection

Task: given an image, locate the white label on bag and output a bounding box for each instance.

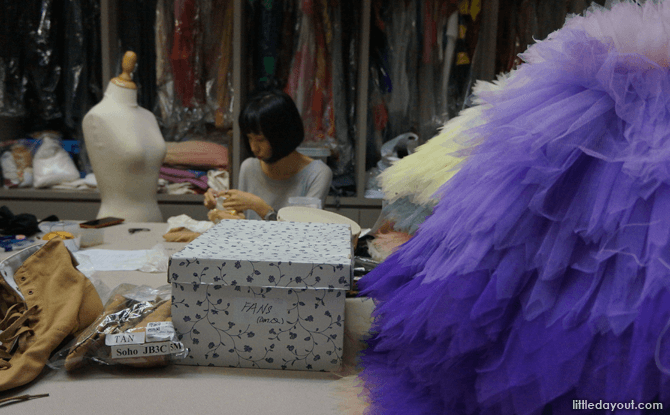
[146,321,175,342]
[111,341,184,359]
[105,332,146,346]
[233,297,289,326]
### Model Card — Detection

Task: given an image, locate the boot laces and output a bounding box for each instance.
[0,304,38,369]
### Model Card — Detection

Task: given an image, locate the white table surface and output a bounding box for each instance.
[0,222,373,414]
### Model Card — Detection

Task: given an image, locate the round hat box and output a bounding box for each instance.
[277,206,361,246]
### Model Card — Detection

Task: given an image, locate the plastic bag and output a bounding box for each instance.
[0,143,33,188]
[138,244,170,273]
[32,133,80,188]
[50,284,187,371]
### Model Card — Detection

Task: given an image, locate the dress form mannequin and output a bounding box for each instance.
[83,51,167,222]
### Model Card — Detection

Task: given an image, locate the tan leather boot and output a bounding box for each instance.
[0,238,103,391]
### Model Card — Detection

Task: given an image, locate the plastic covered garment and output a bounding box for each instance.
[285,0,335,147]
[246,0,359,185]
[0,0,25,117]
[495,0,606,74]
[358,2,670,414]
[366,0,420,157]
[365,0,480,186]
[374,74,512,235]
[117,0,158,113]
[418,3,460,141]
[248,0,293,89]
[7,0,61,122]
[171,0,201,108]
[212,0,235,129]
[154,0,234,141]
[0,0,101,132]
[51,284,186,371]
[63,0,103,136]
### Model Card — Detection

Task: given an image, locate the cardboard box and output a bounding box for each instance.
[169,220,353,371]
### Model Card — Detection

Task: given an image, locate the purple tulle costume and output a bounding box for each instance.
[358,2,670,414]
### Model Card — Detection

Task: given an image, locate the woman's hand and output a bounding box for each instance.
[208,209,245,223]
[204,188,222,210]
[221,189,273,218]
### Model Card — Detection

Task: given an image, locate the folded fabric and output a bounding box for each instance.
[163,141,228,170]
[160,166,207,179]
[162,227,201,243]
[52,173,97,191]
[159,166,208,190]
[166,214,214,234]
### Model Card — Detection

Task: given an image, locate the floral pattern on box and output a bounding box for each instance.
[172,283,345,371]
[169,220,353,289]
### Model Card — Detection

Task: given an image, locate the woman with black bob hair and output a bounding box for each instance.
[204,89,332,221]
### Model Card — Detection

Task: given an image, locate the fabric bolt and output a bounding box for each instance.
[358,2,670,414]
[238,157,332,221]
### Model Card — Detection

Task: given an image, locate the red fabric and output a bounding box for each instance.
[171,0,198,107]
[285,0,334,144]
[423,0,437,64]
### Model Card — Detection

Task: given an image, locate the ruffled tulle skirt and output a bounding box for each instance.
[359,2,670,414]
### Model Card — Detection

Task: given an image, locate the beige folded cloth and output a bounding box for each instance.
[162,227,201,243]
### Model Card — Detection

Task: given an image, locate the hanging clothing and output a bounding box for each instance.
[171,0,200,108]
[118,0,158,112]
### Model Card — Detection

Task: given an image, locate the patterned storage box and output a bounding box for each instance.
[169,220,353,371]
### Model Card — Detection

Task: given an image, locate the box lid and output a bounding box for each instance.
[169,220,352,289]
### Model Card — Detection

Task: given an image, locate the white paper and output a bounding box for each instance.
[74,249,158,271]
[111,341,184,359]
[105,332,146,346]
[146,322,175,342]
